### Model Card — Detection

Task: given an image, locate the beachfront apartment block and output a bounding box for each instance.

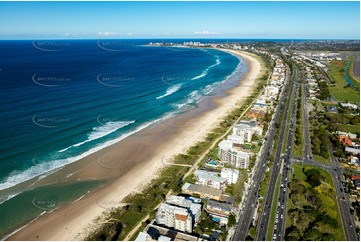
[205,199,232,221]
[182,182,223,200]
[156,203,193,233]
[135,223,199,241]
[221,168,240,184]
[232,120,263,143]
[166,195,202,224]
[253,98,268,112]
[265,85,279,97]
[218,140,249,169]
[194,169,228,190]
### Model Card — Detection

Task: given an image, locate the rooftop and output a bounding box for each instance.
[207,199,232,212]
[182,182,223,197]
[194,170,226,183]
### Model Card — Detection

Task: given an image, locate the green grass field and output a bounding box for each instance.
[335,123,360,134]
[313,154,331,165]
[327,60,360,104]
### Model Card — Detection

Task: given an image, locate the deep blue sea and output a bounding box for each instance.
[0,39,244,237]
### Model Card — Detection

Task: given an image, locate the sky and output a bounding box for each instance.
[0,1,359,39]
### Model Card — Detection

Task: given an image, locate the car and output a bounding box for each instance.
[281,204,284,209]
[251,204,254,208]
[281,214,284,219]
[276,214,279,219]
[261,223,264,228]
[273,235,276,240]
[349,222,353,228]
[275,218,279,223]
[274,225,277,229]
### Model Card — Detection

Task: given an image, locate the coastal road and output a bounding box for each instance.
[328,142,359,241]
[297,59,359,241]
[256,63,299,241]
[232,62,291,241]
[274,66,300,241]
[300,69,312,160]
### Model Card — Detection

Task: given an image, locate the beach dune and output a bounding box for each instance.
[7,49,264,241]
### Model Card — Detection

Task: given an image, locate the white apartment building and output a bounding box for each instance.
[221,168,240,184]
[265,86,279,97]
[232,120,262,143]
[227,134,244,146]
[194,170,227,190]
[156,203,193,233]
[218,140,250,169]
[166,195,202,224]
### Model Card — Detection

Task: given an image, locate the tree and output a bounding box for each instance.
[322,233,337,241]
[249,226,256,238]
[303,228,323,241]
[285,225,300,241]
[227,214,237,227]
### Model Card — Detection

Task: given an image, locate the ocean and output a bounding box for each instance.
[0,39,245,237]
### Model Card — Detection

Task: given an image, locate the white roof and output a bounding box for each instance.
[174,206,189,216]
[158,235,171,241]
[219,140,233,150]
[221,168,240,176]
[194,170,227,183]
[135,232,150,241]
[182,182,191,190]
[167,195,191,208]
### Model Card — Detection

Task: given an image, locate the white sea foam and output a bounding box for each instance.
[0,192,21,205]
[59,120,135,152]
[0,119,160,191]
[191,56,221,80]
[58,147,70,153]
[156,84,182,99]
[173,53,243,110]
[1,211,47,241]
[173,90,203,109]
[190,72,207,81]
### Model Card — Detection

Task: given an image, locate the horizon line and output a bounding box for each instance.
[0,37,360,41]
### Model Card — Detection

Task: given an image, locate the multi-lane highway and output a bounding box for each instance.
[232,61,291,241]
[256,63,300,241]
[233,51,359,241]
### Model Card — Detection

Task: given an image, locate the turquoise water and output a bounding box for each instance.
[0,39,245,237]
[343,62,354,87]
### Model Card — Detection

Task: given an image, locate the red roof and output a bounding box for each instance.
[339,135,353,146]
[351,175,360,180]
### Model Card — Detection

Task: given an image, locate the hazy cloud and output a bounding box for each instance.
[98,31,121,37]
[194,30,217,35]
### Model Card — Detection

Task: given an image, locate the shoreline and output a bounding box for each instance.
[7,49,264,241]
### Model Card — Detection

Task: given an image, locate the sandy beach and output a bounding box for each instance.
[7,49,264,241]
